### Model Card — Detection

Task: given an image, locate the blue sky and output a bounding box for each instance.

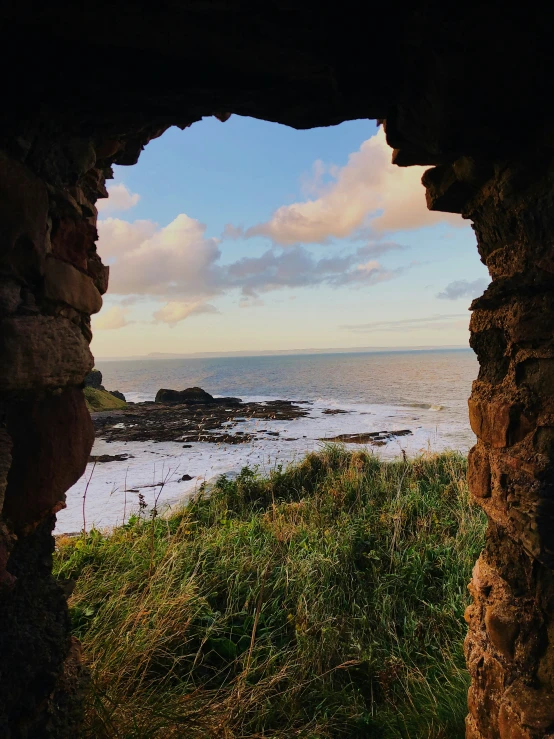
[91,116,489,357]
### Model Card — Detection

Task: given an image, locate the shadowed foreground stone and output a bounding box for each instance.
[3,387,94,532]
[0,518,87,738]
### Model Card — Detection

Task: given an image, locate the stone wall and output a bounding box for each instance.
[420,154,554,738]
[0,121,194,735]
[0,145,100,735]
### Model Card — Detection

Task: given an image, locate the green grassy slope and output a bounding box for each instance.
[54,448,485,738]
[84,386,127,412]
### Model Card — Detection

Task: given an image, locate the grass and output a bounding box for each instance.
[84,386,127,412]
[54,448,485,738]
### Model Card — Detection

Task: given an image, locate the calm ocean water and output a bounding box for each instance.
[57,349,478,533]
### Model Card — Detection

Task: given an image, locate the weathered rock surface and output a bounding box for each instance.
[0,151,48,286]
[154,386,241,405]
[0,517,87,738]
[3,387,94,532]
[0,316,93,390]
[43,257,102,315]
[428,151,554,738]
[50,217,96,272]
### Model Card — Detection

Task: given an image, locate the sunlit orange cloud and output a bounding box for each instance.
[233,128,463,245]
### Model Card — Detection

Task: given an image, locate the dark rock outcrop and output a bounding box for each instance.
[155,386,241,405]
[321,430,412,444]
[85,371,125,403]
[89,453,133,463]
[92,397,308,444]
[84,369,103,390]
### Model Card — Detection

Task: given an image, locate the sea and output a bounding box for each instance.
[56,349,478,534]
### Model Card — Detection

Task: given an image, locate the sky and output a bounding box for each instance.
[91,116,489,358]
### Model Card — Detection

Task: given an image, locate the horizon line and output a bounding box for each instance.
[94,343,471,362]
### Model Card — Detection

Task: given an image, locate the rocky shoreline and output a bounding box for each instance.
[89,386,412,452]
[91,397,312,445]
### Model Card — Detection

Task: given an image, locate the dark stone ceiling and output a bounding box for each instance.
[2,2,554,168]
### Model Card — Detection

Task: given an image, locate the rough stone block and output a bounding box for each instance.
[516,358,554,396]
[469,398,510,447]
[0,516,84,734]
[469,445,492,498]
[470,327,509,384]
[511,296,554,345]
[2,387,94,531]
[43,257,102,315]
[422,163,476,213]
[503,681,554,732]
[534,426,554,457]
[485,605,520,659]
[0,278,22,316]
[0,521,16,589]
[468,398,535,448]
[50,218,96,271]
[0,315,93,390]
[0,427,12,514]
[86,251,109,294]
[509,409,536,446]
[466,714,486,739]
[465,642,505,737]
[498,702,532,739]
[0,151,48,284]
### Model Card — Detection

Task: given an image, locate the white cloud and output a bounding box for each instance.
[437,279,489,300]
[98,214,222,298]
[231,128,462,246]
[97,183,140,213]
[93,305,131,330]
[96,214,409,325]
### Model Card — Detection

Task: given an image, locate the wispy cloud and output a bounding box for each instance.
[341,313,469,333]
[437,279,489,300]
[223,128,464,246]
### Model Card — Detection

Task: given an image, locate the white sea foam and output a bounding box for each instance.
[56,397,474,534]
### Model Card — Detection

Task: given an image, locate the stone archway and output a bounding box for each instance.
[2,3,554,736]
